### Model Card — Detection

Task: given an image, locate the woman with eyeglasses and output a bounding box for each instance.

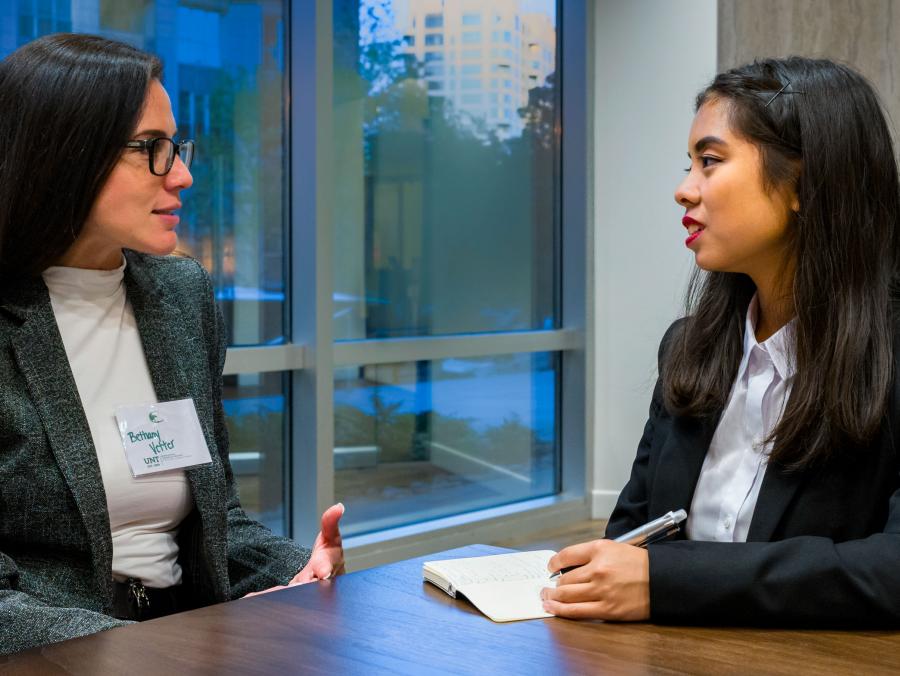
[543,57,900,626]
[0,34,343,654]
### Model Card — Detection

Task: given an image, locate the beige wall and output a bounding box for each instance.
[591,0,717,517]
[719,0,900,134]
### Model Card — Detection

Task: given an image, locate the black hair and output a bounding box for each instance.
[0,33,162,279]
[664,57,900,469]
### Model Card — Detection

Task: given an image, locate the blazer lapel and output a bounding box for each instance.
[123,254,222,530]
[123,257,192,404]
[2,278,114,597]
[651,405,804,541]
[745,462,804,541]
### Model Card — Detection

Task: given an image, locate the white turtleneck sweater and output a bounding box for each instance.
[43,259,194,588]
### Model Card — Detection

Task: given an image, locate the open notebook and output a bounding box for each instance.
[422,550,556,622]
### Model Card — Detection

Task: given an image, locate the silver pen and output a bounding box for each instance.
[613,509,687,547]
[549,509,687,579]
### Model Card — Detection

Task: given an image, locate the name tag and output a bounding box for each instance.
[115,398,213,477]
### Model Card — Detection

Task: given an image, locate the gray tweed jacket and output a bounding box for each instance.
[0,251,310,655]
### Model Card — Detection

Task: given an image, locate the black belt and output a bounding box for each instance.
[112,578,186,621]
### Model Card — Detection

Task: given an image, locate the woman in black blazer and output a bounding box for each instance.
[543,57,900,626]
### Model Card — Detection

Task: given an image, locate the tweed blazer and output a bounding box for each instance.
[606,320,900,627]
[0,251,310,655]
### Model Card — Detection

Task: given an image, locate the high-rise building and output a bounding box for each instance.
[394,0,555,137]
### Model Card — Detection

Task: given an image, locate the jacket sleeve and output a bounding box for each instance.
[0,553,131,655]
[199,264,311,599]
[647,508,900,626]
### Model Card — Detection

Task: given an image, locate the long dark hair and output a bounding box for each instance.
[664,57,900,469]
[0,33,162,279]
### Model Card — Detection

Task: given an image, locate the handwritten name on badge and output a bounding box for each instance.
[115,399,213,477]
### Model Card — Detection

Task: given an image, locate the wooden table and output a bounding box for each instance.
[4,544,900,675]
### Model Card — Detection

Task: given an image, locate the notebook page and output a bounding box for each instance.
[428,550,556,586]
[460,578,554,622]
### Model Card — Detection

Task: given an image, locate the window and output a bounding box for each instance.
[424,51,444,62]
[16,0,72,43]
[425,33,443,46]
[330,0,574,537]
[334,355,556,534]
[424,13,443,29]
[461,49,482,59]
[462,13,481,26]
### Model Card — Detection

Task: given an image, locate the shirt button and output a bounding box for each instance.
[724,516,733,530]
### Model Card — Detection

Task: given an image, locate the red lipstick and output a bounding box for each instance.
[682,215,704,247]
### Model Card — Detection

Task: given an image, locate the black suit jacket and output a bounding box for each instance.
[606,321,900,626]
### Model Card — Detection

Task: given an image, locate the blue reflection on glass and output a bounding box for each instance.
[334,353,558,536]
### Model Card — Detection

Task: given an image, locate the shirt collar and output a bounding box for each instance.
[741,294,797,381]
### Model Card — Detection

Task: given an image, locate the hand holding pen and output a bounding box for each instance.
[541,513,684,621]
[549,509,687,580]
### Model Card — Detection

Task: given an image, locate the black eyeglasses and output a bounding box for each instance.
[123,137,195,176]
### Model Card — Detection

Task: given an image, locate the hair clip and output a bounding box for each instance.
[764,79,805,108]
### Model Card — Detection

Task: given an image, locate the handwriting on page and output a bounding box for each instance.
[445,551,554,586]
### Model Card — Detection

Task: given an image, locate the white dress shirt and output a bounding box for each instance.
[43,260,193,587]
[685,295,796,542]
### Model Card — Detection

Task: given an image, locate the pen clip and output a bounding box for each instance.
[640,524,681,547]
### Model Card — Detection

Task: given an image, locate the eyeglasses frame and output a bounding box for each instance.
[123,137,195,176]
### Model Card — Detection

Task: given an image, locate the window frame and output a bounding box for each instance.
[220,0,592,563]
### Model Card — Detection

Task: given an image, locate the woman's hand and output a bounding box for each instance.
[243,503,345,598]
[290,502,346,584]
[541,539,650,621]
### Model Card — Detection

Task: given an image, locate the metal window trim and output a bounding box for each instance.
[278,0,591,547]
[223,329,581,375]
[289,0,336,545]
[334,329,581,366]
[559,0,591,500]
[223,344,307,375]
